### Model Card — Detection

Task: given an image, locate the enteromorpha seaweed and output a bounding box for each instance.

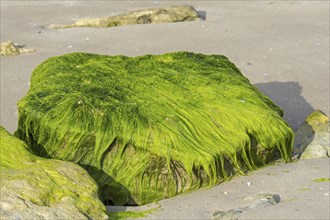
[16,52,293,205]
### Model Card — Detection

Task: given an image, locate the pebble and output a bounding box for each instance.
[247,182,252,186]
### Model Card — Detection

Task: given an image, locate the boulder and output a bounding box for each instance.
[293,110,329,159]
[0,126,108,219]
[49,5,201,29]
[15,51,293,205]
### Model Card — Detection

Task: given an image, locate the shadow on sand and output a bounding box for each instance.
[197,10,207,20]
[255,81,317,157]
[254,81,315,130]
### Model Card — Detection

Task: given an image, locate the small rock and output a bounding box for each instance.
[0,41,36,56]
[293,110,330,159]
[49,5,201,29]
[213,193,280,220]
[247,194,280,209]
[247,182,252,186]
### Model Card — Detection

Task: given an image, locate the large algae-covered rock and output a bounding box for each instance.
[0,126,108,219]
[293,110,329,159]
[49,5,200,29]
[16,52,293,205]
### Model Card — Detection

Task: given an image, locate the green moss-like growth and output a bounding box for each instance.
[313,178,330,183]
[0,126,108,219]
[16,52,293,205]
[109,208,157,220]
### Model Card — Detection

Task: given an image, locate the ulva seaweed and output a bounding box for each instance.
[16,52,293,205]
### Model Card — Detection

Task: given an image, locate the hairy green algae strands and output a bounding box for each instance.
[16,52,293,205]
[49,5,200,29]
[0,126,108,219]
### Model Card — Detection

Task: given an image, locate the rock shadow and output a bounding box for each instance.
[197,10,206,20]
[292,122,315,159]
[83,165,136,207]
[254,81,315,130]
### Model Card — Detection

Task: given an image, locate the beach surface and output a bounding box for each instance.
[1,1,329,219]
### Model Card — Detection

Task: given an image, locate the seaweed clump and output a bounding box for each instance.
[16,51,293,205]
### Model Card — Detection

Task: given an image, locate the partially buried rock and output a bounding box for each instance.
[0,126,108,220]
[15,51,293,205]
[293,110,330,159]
[49,5,201,29]
[0,41,36,56]
[213,193,280,220]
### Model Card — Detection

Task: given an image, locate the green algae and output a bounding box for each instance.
[16,51,293,205]
[109,211,147,220]
[0,126,108,219]
[299,188,310,192]
[313,178,330,183]
[109,207,158,220]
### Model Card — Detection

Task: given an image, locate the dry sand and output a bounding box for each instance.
[1,1,329,219]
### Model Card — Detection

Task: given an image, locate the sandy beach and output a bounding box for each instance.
[1,1,329,219]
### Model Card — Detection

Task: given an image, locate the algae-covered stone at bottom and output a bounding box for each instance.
[16,51,293,205]
[0,126,108,220]
[293,110,330,159]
